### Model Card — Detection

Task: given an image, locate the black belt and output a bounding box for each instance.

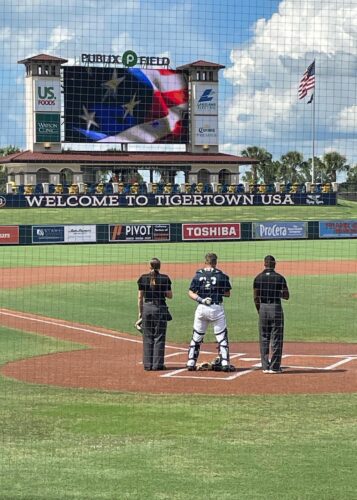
[209,301,222,305]
[261,300,280,304]
[144,300,164,306]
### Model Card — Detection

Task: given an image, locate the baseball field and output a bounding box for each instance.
[1,201,357,499]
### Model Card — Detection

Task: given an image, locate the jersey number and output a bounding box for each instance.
[199,276,217,289]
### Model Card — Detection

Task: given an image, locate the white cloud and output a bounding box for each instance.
[223,0,357,163]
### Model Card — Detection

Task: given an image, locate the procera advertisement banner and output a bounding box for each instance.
[64,225,97,243]
[109,224,170,242]
[319,220,357,238]
[0,226,19,244]
[253,221,307,239]
[182,223,241,241]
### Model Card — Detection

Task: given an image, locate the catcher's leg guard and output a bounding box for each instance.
[187,330,204,368]
[215,328,229,366]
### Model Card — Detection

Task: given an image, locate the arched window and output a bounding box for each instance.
[37,168,49,183]
[197,168,210,184]
[218,169,231,185]
[60,168,73,185]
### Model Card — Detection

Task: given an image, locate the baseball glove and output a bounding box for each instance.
[197,361,213,371]
[198,356,237,372]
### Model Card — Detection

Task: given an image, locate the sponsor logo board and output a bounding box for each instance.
[253,221,307,239]
[109,224,170,242]
[34,80,61,111]
[35,113,61,142]
[194,115,218,145]
[182,223,241,241]
[64,225,97,243]
[193,83,218,115]
[0,226,19,244]
[319,220,357,238]
[32,226,64,244]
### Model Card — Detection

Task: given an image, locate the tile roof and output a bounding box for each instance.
[1,150,257,165]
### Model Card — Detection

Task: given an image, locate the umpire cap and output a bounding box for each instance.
[264,255,276,268]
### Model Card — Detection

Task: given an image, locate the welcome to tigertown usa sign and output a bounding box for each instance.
[0,193,336,208]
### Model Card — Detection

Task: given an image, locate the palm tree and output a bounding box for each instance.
[279,151,305,183]
[240,146,272,184]
[322,152,350,182]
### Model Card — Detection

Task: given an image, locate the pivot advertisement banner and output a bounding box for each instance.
[64,225,97,243]
[109,224,170,242]
[319,220,357,238]
[182,223,241,241]
[253,221,307,239]
[0,226,19,245]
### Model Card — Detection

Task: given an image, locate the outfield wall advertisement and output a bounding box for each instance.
[109,224,170,242]
[3,219,356,246]
[319,220,357,238]
[253,222,307,239]
[0,193,337,208]
[182,223,241,241]
[0,225,19,245]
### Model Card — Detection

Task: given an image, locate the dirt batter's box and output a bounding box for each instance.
[159,351,357,380]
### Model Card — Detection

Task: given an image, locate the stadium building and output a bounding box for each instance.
[1,53,257,194]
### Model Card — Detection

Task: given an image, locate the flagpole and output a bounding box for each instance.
[312,92,315,183]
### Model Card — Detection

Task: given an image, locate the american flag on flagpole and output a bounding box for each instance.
[298,60,315,99]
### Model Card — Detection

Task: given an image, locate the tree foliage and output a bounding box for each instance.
[240,146,353,186]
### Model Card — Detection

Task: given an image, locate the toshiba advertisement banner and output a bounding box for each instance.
[182,223,241,241]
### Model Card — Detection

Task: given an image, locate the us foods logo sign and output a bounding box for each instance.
[34,80,61,111]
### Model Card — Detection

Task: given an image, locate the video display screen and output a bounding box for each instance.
[63,66,189,144]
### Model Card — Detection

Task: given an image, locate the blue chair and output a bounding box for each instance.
[104,183,114,194]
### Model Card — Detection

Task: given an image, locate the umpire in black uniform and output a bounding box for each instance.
[137,258,172,371]
[253,255,289,374]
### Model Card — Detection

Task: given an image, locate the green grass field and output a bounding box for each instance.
[1,203,356,499]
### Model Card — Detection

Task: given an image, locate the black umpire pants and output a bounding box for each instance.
[142,303,167,370]
[259,303,284,371]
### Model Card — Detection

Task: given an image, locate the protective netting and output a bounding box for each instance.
[0,2,356,499]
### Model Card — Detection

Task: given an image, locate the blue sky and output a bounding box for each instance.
[1,0,356,172]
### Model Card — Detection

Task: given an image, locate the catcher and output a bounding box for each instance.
[186,253,234,372]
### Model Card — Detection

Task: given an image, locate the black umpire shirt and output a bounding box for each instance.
[137,273,172,305]
[253,268,288,304]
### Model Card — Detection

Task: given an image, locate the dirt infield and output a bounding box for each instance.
[0,259,356,395]
[1,309,356,395]
[1,259,357,288]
